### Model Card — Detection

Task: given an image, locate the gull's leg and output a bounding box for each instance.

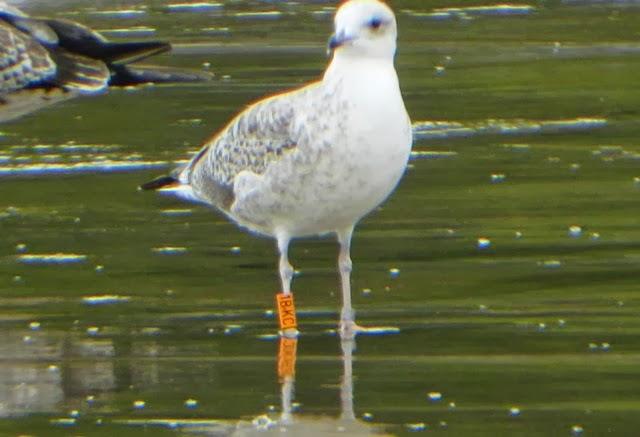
[277,233,294,296]
[277,232,298,337]
[280,375,295,425]
[337,226,359,339]
[339,339,356,422]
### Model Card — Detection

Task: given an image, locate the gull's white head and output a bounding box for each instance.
[328,0,397,59]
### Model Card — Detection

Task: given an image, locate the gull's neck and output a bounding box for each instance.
[323,52,397,84]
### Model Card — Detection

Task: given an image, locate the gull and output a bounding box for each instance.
[142,0,412,338]
[0,2,212,122]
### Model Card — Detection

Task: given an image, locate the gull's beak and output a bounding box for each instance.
[327,30,355,53]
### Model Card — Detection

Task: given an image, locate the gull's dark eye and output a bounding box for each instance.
[369,17,382,30]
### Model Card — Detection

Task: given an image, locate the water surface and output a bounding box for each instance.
[2,0,640,435]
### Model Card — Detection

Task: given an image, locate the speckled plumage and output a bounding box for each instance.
[0,5,111,95]
[180,79,361,235]
[0,20,56,94]
[177,59,411,238]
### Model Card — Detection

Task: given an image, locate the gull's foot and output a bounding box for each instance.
[339,321,365,340]
[340,321,401,339]
[279,327,300,339]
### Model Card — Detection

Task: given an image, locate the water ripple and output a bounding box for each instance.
[410,150,458,160]
[412,117,607,140]
[0,142,168,177]
[405,4,535,20]
[82,295,131,305]
[233,11,284,20]
[166,2,223,13]
[200,26,231,36]
[99,26,157,37]
[160,208,194,217]
[563,0,640,5]
[152,246,188,255]
[113,418,232,431]
[17,254,88,265]
[0,160,168,177]
[87,9,147,18]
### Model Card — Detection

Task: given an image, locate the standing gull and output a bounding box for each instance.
[142,0,412,338]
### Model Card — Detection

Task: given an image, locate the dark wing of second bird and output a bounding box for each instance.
[0,6,212,120]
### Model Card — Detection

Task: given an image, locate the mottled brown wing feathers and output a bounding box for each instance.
[183,92,302,210]
[48,48,109,93]
[0,21,56,94]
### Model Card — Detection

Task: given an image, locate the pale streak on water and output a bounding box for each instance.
[2,0,640,436]
[0,118,608,176]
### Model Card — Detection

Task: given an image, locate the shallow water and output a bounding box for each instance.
[2,0,640,435]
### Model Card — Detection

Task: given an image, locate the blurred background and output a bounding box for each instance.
[1,0,640,435]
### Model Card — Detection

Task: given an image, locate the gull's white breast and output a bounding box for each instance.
[229,58,412,237]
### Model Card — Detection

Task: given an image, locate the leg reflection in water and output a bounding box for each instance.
[236,337,386,436]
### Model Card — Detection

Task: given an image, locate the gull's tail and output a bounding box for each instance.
[139,174,180,191]
[139,170,204,204]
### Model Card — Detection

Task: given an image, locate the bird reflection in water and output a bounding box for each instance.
[0,329,393,434]
[228,337,388,436]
